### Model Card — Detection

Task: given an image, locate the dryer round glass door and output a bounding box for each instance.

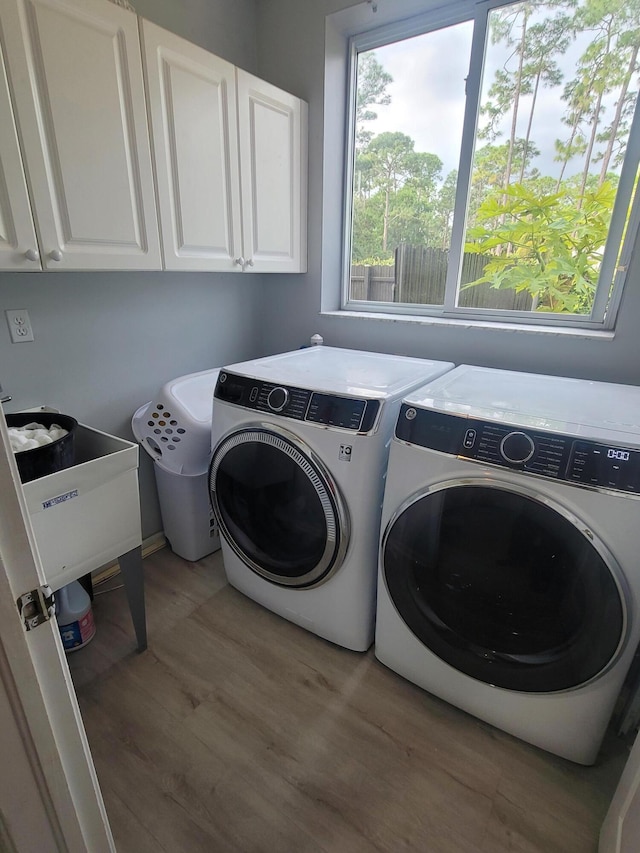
[209,426,349,587]
[382,483,627,693]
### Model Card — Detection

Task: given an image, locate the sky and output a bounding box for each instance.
[360,11,622,181]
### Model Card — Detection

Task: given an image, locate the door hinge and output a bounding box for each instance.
[16,585,55,631]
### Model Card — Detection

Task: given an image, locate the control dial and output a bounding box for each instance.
[267,386,289,412]
[500,430,535,465]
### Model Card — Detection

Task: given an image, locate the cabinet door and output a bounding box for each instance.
[141,20,243,271]
[236,69,307,273]
[0,25,40,270]
[1,0,161,270]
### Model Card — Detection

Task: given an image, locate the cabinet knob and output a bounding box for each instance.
[245,258,254,268]
[48,249,63,262]
[24,248,39,262]
[234,257,245,267]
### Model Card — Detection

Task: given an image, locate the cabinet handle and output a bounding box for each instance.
[24,248,39,262]
[234,257,245,267]
[245,258,254,268]
[48,249,63,262]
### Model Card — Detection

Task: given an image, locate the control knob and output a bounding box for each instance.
[267,386,289,412]
[500,430,535,465]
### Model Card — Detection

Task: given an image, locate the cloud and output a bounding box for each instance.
[363,22,473,174]
[360,16,621,181]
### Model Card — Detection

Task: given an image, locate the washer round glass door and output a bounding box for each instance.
[209,426,349,587]
[382,483,627,692]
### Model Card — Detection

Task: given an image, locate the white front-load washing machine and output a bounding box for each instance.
[208,346,454,651]
[375,364,640,764]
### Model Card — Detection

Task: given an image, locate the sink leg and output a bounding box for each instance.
[118,546,147,652]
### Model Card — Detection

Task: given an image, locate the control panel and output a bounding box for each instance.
[215,371,380,432]
[396,406,640,494]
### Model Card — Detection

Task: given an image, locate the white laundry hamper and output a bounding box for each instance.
[132,368,221,562]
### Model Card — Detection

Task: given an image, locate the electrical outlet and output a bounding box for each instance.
[6,309,34,343]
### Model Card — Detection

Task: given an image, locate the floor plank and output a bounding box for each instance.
[69,548,630,852]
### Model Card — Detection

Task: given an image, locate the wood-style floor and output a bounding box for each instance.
[69,547,629,853]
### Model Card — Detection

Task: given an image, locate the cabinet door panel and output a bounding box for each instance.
[141,20,242,271]
[0,24,40,270]
[237,69,307,273]
[2,0,161,270]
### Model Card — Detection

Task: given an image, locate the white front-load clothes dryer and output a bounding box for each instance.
[375,364,640,764]
[208,346,454,651]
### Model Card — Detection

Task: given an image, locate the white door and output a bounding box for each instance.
[0,407,114,852]
[236,68,307,273]
[141,19,243,272]
[600,732,640,852]
[0,22,40,270]
[1,0,161,271]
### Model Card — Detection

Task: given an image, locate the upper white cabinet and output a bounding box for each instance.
[141,21,308,274]
[1,0,161,270]
[0,27,40,270]
[237,70,307,274]
[140,20,243,272]
[0,0,307,273]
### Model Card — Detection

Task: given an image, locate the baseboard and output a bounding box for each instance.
[91,532,167,585]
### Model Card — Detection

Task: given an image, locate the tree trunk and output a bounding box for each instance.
[519,68,541,184]
[504,10,529,195]
[555,112,581,192]
[598,43,639,185]
[383,186,390,251]
[579,26,613,206]
[579,87,604,206]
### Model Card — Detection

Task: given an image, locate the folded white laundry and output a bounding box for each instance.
[9,422,69,454]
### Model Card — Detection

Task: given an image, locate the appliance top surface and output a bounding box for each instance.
[404,364,640,443]
[163,367,220,423]
[221,346,454,399]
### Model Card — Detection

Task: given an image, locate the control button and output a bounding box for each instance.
[219,372,227,383]
[405,407,417,420]
[500,431,535,464]
[249,386,259,403]
[267,386,289,412]
[463,429,477,449]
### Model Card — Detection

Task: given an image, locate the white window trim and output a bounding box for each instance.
[336,0,640,333]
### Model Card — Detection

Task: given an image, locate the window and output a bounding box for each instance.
[344,0,640,329]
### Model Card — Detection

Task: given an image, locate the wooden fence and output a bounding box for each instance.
[351,245,533,311]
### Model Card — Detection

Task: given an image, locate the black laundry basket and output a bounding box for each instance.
[7,413,78,483]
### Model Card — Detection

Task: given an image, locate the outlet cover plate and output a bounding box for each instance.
[6,309,34,343]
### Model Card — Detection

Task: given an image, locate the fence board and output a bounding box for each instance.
[350,245,532,312]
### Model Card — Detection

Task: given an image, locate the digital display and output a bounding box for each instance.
[306,393,366,430]
[607,448,630,461]
[568,440,640,492]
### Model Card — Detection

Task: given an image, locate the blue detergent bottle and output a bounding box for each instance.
[55,580,96,652]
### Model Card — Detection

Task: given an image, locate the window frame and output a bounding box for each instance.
[341,0,640,332]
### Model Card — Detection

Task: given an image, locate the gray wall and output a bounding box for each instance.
[134,0,258,72]
[0,273,264,536]
[0,0,264,539]
[255,0,640,387]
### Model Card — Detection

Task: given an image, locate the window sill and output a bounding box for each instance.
[320,310,616,340]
